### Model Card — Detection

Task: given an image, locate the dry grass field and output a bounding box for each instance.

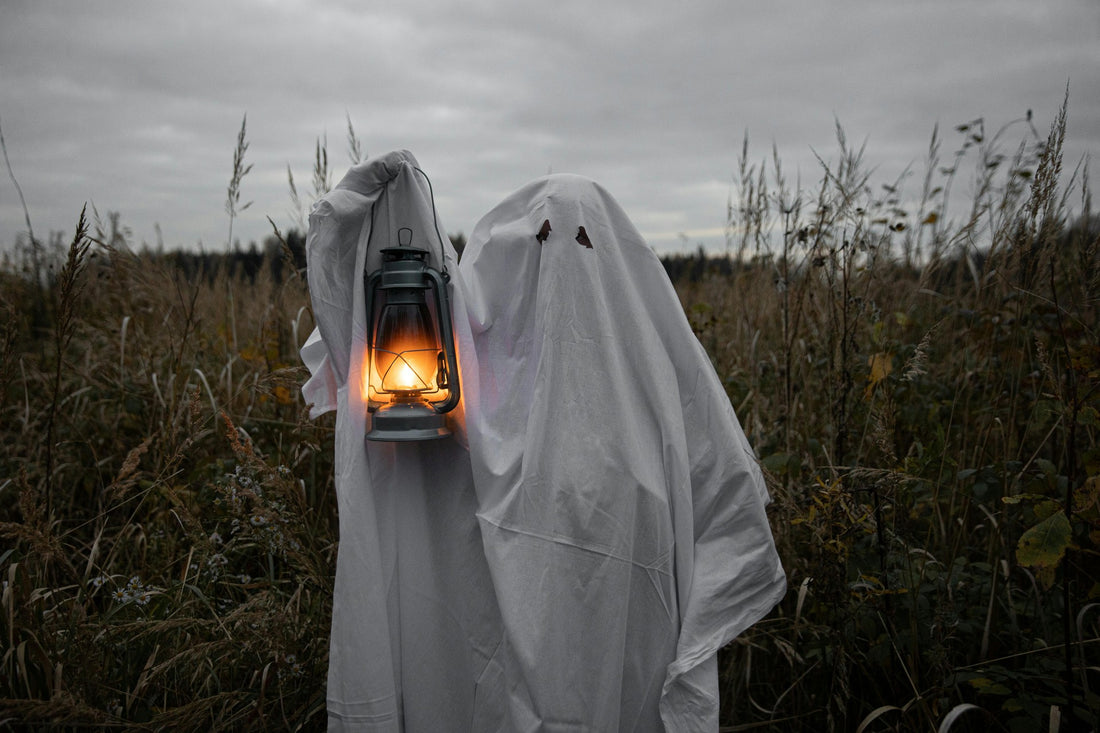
[1,99,1097,731]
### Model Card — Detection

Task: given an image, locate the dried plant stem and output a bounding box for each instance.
[346,112,364,165]
[313,135,331,200]
[0,115,46,335]
[0,115,36,250]
[225,113,253,251]
[43,205,91,517]
[287,164,304,232]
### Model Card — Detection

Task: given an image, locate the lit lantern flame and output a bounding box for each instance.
[365,347,443,402]
[373,302,438,394]
[366,320,445,402]
[376,349,436,393]
[392,359,420,391]
[362,227,460,441]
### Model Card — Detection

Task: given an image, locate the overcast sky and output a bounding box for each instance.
[1,0,1097,255]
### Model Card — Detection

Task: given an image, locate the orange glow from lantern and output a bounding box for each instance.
[377,345,437,392]
[363,334,449,405]
[360,228,461,441]
[392,360,420,390]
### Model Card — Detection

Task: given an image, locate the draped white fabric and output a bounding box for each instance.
[303,150,500,731]
[302,155,786,732]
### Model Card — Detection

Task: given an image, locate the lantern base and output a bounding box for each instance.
[366,401,451,442]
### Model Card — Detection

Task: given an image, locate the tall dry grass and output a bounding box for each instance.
[670,95,1098,732]
[1,200,334,728]
[1,98,1097,731]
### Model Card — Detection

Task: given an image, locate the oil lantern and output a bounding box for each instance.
[363,226,460,441]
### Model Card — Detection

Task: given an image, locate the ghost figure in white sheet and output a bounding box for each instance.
[302,157,786,732]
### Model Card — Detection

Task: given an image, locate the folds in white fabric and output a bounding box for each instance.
[303,161,786,732]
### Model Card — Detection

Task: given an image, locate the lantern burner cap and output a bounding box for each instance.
[366,401,450,442]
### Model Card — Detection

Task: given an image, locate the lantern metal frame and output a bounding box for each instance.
[363,220,460,442]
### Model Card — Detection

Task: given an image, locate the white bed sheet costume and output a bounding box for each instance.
[301,150,786,732]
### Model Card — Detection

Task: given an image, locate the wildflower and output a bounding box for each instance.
[250,514,268,527]
[207,553,228,567]
[91,576,108,589]
[112,588,130,603]
[135,590,153,606]
[210,531,224,545]
[127,575,141,590]
[238,574,251,584]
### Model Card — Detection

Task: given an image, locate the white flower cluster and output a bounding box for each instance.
[231,464,264,497]
[96,574,157,606]
[203,462,303,578]
[202,552,230,581]
[278,652,305,680]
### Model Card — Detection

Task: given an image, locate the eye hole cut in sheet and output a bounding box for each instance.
[302,158,786,733]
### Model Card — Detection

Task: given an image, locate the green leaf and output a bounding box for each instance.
[788,454,802,476]
[1016,510,1072,589]
[1036,459,1057,478]
[762,453,790,473]
[1078,405,1099,428]
[1033,499,1061,521]
[968,677,1011,696]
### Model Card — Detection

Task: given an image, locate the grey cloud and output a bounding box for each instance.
[1,0,1096,253]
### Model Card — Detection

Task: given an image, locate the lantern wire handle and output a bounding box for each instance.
[363,163,450,276]
[412,166,449,277]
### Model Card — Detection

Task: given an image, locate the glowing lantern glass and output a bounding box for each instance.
[364,227,460,441]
